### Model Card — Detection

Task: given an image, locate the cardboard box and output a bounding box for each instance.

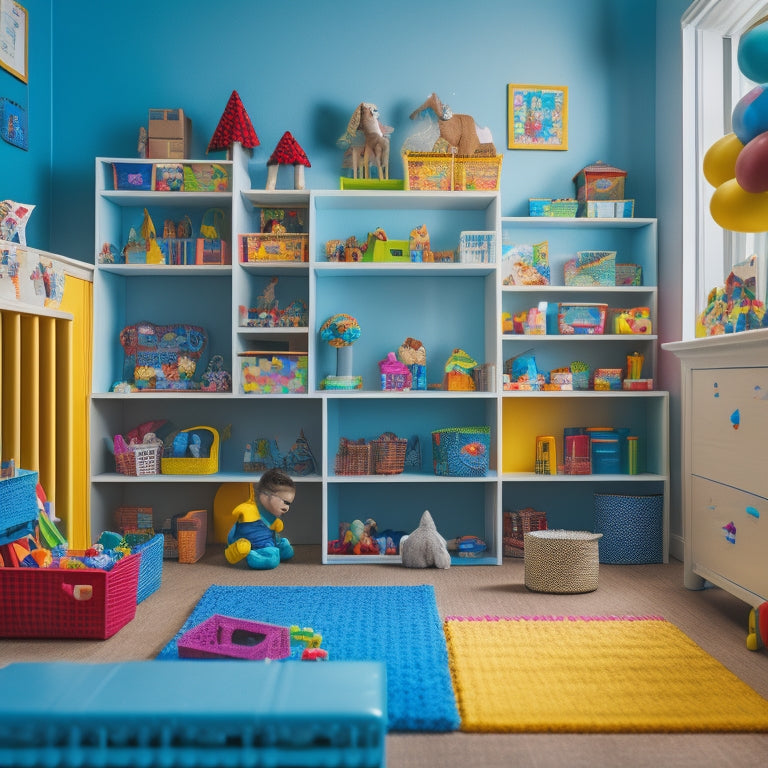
[148,138,189,160]
[148,108,191,139]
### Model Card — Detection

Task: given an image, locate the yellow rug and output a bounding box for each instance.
[444,616,768,733]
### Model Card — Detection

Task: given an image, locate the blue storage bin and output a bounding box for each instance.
[129,533,164,603]
[593,493,663,564]
[432,426,490,477]
[0,469,39,546]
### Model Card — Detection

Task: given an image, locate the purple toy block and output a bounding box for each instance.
[177,613,291,660]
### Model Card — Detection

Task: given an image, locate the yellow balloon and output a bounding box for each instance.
[703,133,744,187]
[710,177,768,232]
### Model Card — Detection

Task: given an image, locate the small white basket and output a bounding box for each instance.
[131,444,162,476]
[459,231,496,264]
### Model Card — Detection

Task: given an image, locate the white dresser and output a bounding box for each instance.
[664,329,768,612]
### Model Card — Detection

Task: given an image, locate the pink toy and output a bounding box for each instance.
[379,351,412,390]
[177,614,290,660]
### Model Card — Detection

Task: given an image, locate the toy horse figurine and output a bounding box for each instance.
[338,102,392,180]
[409,92,496,156]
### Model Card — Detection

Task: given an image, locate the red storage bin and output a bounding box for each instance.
[0,552,140,639]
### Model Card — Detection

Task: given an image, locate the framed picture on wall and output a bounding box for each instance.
[508,84,568,150]
[0,0,28,84]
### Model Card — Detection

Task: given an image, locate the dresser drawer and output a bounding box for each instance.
[691,367,768,497]
[691,476,768,602]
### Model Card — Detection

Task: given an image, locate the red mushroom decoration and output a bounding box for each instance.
[207,90,260,156]
[266,131,311,190]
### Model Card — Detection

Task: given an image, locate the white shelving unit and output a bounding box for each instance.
[91,148,502,563]
[500,216,669,559]
[89,148,668,565]
[310,190,500,563]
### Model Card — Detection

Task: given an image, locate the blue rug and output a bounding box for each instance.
[158,584,460,732]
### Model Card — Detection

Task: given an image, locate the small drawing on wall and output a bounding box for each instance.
[0,0,28,83]
[508,83,568,150]
[0,97,27,149]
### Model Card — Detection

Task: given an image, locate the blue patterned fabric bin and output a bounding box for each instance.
[0,469,39,546]
[432,427,490,477]
[593,493,663,564]
[128,533,164,603]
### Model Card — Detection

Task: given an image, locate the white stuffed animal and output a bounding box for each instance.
[400,510,451,569]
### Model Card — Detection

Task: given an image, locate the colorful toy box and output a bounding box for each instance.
[558,303,607,335]
[403,152,502,191]
[432,426,490,477]
[240,351,308,394]
[529,198,579,217]
[112,162,153,191]
[564,250,616,286]
[453,155,503,191]
[239,233,308,262]
[182,163,230,192]
[573,161,627,202]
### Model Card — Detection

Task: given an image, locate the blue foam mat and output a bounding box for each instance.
[0,660,386,768]
[158,584,460,732]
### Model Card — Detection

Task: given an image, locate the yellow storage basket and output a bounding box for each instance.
[161,426,219,475]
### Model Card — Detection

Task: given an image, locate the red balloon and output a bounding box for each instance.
[736,130,768,193]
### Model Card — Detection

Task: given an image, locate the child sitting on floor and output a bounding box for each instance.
[224,469,296,570]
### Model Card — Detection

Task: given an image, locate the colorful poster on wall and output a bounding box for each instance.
[508,83,568,150]
[0,1,28,83]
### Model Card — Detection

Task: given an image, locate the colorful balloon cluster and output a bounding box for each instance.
[704,17,768,231]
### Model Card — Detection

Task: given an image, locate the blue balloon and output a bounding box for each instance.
[732,84,768,144]
[738,19,768,83]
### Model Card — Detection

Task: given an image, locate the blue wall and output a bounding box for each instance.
[0,0,51,247]
[37,0,659,261]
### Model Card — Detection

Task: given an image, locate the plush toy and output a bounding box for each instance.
[400,510,451,569]
[408,93,496,156]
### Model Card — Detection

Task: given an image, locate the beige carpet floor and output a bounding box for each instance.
[1,545,767,767]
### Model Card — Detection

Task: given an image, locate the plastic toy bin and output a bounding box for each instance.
[593,493,663,564]
[240,351,308,394]
[0,552,141,639]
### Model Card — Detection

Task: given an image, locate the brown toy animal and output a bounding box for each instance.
[409,93,496,156]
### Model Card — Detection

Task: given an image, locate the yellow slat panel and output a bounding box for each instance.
[1,310,21,464]
[38,315,57,504]
[19,314,40,472]
[55,317,74,545]
[58,275,92,548]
